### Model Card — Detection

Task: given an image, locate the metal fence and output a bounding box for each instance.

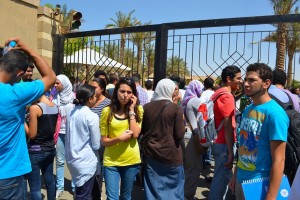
[55,14,300,88]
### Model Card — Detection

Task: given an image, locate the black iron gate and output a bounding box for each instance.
[55,14,300,88]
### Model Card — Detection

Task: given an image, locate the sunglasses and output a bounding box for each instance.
[120,77,134,83]
[119,90,132,95]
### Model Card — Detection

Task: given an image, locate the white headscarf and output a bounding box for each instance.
[57,75,73,105]
[56,74,74,117]
[151,78,175,102]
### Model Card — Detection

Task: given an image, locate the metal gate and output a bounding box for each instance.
[55,14,300,88]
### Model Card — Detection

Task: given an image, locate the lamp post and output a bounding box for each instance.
[50,5,83,34]
[53,4,61,16]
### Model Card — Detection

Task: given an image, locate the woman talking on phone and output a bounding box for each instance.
[100,78,143,200]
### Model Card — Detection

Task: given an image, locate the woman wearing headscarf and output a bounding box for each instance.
[140,78,185,200]
[53,74,75,198]
[181,80,205,200]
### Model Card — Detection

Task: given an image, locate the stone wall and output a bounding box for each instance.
[37,6,62,71]
[0,0,39,50]
[0,0,61,78]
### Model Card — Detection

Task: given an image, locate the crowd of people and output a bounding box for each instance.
[0,38,300,200]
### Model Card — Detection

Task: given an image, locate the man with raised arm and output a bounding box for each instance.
[0,38,56,199]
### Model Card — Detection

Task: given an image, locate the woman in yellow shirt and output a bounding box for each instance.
[100,78,143,200]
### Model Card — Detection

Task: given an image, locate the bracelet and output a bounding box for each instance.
[130,117,136,120]
[129,111,136,116]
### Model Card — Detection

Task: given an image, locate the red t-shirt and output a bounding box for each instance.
[212,88,236,144]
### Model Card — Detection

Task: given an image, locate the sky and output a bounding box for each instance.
[40,0,282,31]
[40,0,300,80]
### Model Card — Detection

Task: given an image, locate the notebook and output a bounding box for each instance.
[242,175,290,200]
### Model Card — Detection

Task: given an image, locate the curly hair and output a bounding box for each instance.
[246,63,273,82]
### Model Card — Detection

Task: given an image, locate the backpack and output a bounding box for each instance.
[195,91,230,147]
[269,92,300,184]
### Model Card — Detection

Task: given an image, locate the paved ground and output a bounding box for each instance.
[37,162,215,200]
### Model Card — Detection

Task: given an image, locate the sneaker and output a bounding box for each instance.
[56,190,63,199]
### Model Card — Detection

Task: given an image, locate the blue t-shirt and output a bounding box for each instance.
[0,80,44,179]
[236,99,289,183]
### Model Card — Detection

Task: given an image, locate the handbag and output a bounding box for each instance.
[54,113,62,144]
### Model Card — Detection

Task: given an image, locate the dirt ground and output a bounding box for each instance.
[36,162,217,200]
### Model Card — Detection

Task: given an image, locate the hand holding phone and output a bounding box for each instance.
[129,95,137,110]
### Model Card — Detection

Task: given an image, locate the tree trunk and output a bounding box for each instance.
[287,50,294,88]
[276,23,287,70]
[120,33,126,64]
[136,43,142,72]
[146,50,154,75]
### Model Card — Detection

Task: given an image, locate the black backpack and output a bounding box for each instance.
[269,92,300,184]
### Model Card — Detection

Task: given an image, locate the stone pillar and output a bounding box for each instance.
[37,6,62,76]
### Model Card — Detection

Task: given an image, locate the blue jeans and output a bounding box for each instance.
[208,143,233,200]
[56,134,65,191]
[144,157,184,200]
[104,164,140,200]
[56,134,75,191]
[0,175,25,200]
[28,150,56,200]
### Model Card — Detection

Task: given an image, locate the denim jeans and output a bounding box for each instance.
[56,134,75,192]
[208,143,233,200]
[56,134,65,191]
[0,175,25,200]
[144,157,184,200]
[27,150,56,200]
[104,164,140,200]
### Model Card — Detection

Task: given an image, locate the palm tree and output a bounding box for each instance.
[286,7,300,87]
[106,10,140,63]
[167,56,191,78]
[270,0,297,70]
[101,41,120,60]
[264,5,300,87]
[144,43,155,77]
[129,23,155,72]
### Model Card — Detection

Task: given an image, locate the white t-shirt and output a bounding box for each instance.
[146,90,154,102]
[179,89,186,100]
[199,89,215,103]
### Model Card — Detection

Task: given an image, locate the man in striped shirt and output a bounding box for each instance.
[132,73,149,106]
